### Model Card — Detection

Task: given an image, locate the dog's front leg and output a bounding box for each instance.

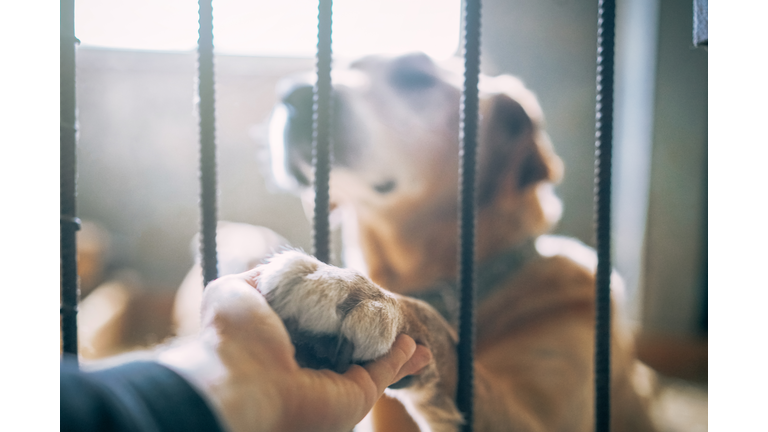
[381,296,463,432]
[254,250,464,432]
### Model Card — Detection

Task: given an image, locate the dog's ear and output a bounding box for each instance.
[477,90,562,206]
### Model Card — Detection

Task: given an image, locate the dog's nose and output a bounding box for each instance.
[283,83,314,112]
[282,83,315,153]
[280,81,355,153]
[268,83,315,188]
[272,80,364,191]
[389,53,438,91]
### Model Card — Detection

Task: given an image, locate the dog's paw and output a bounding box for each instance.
[256,250,403,372]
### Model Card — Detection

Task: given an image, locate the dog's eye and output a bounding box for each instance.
[373,179,397,194]
[389,68,436,91]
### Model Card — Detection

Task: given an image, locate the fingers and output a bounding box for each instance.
[200,269,269,327]
[307,334,419,430]
[359,334,432,395]
[392,343,432,383]
[326,334,431,430]
[201,275,271,326]
[200,273,296,362]
[239,267,262,290]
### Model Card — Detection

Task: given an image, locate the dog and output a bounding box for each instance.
[176,52,657,431]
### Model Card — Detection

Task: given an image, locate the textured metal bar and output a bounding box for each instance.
[594,0,616,430]
[60,0,79,361]
[198,0,219,286]
[312,0,333,264]
[693,0,708,47]
[457,0,481,430]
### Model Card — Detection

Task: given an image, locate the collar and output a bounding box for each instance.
[407,238,540,327]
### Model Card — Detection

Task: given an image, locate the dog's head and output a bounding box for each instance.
[269,53,563,256]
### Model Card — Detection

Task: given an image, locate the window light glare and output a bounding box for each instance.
[75,0,460,60]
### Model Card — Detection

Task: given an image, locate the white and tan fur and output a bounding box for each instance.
[176,53,657,432]
[258,250,402,362]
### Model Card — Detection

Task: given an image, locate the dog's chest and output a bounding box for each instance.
[407,239,539,327]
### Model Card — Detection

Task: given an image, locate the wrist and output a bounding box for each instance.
[157,337,279,432]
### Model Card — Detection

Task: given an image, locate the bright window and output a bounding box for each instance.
[75,0,461,60]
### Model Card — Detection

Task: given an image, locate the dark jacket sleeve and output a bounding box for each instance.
[61,357,226,432]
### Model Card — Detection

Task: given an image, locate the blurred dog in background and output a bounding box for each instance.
[172,53,657,431]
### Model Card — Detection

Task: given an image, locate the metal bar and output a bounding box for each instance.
[594,0,616,430]
[313,0,333,264]
[457,0,481,430]
[60,0,79,362]
[198,0,219,286]
[693,0,708,47]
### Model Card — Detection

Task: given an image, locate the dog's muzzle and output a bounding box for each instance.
[270,83,362,191]
[269,84,315,190]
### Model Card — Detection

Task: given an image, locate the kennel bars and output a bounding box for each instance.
[59,0,616,430]
[313,0,334,264]
[456,1,481,430]
[60,0,79,363]
[198,0,220,287]
[593,1,617,430]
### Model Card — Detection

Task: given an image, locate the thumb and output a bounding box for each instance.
[361,334,432,395]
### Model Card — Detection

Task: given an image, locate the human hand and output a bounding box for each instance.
[159,268,432,432]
